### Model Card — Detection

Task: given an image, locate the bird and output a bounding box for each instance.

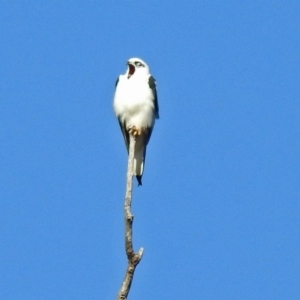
[113,57,159,186]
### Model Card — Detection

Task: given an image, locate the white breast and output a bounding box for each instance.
[114,74,155,129]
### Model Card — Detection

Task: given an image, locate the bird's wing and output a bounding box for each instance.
[148,75,159,119]
[143,75,159,146]
[115,76,129,152]
[118,118,129,153]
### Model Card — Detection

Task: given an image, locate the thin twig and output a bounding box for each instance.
[117,134,144,300]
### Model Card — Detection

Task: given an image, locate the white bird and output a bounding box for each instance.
[113,57,159,186]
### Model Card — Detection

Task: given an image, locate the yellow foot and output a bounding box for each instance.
[127,126,142,136]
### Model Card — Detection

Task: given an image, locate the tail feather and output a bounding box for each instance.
[133,134,147,186]
[136,175,142,186]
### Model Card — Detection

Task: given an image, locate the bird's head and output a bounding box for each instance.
[126,58,150,79]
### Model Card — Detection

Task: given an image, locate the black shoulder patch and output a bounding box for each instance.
[148,76,156,89]
[115,77,119,87]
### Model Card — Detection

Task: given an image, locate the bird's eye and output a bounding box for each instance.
[134,61,143,67]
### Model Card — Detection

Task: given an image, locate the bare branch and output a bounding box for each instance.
[117,134,144,300]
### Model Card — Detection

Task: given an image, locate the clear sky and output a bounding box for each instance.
[1,1,299,299]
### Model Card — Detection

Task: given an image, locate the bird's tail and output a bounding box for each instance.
[133,135,147,186]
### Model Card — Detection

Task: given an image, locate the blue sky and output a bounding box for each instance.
[1,1,300,299]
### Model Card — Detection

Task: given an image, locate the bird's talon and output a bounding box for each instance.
[127,126,142,136]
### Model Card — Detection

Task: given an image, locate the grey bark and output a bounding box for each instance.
[117,134,144,300]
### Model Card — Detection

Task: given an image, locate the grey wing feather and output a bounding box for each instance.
[144,126,153,147]
[148,76,159,119]
[115,77,129,151]
[118,118,129,153]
